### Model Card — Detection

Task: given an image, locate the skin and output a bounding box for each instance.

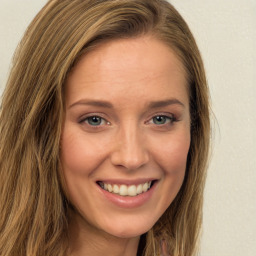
[61,35,191,256]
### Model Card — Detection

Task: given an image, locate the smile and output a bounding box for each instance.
[97,181,154,197]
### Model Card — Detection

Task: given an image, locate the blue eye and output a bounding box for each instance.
[151,115,174,125]
[85,116,105,126]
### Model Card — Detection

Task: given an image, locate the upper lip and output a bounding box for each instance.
[96,178,157,186]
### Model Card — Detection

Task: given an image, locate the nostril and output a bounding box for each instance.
[110,139,149,170]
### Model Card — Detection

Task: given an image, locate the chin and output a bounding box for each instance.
[99,215,156,239]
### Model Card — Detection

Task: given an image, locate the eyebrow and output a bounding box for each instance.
[68,98,185,109]
[68,100,113,109]
[147,99,185,108]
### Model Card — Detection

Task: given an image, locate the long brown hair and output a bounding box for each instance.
[0,0,210,255]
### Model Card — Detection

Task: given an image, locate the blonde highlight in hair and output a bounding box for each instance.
[0,0,210,255]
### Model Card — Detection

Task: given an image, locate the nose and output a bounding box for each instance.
[110,124,149,170]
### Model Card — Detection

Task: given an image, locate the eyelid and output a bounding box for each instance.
[78,112,178,127]
[146,112,177,124]
[78,113,110,125]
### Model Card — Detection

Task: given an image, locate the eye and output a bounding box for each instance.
[149,115,176,125]
[81,116,109,126]
[153,116,170,125]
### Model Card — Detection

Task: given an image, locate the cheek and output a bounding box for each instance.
[60,128,109,176]
[164,142,190,204]
[153,131,190,196]
[146,132,190,215]
[59,128,109,206]
[152,131,191,175]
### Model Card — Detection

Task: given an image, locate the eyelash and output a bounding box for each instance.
[79,114,178,128]
[79,115,110,127]
[147,114,177,126]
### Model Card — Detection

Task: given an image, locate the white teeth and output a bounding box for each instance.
[127,185,137,197]
[119,185,128,196]
[100,181,153,197]
[107,184,113,193]
[113,184,119,194]
[142,182,149,192]
[136,184,143,194]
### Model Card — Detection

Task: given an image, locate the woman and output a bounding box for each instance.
[0,0,210,255]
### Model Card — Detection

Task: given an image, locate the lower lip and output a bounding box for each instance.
[97,182,157,208]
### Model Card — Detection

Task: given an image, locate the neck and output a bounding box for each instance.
[67,209,141,256]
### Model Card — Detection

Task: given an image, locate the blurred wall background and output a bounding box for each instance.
[0,1,255,255]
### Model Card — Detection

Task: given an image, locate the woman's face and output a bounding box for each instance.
[61,36,190,238]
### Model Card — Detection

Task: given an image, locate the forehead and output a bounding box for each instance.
[65,36,188,106]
